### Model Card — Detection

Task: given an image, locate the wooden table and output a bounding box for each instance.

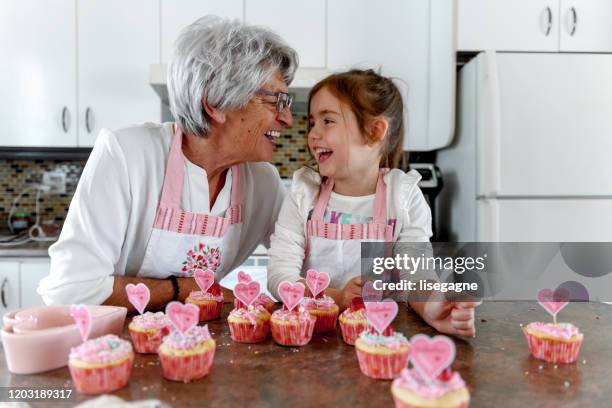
[1,302,611,407]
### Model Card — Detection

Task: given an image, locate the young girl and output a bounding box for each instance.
[267,69,479,337]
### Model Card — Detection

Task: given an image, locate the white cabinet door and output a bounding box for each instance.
[161,0,244,63]
[458,0,559,52]
[328,0,455,151]
[19,261,50,308]
[78,0,160,147]
[245,0,325,68]
[559,0,612,52]
[0,262,20,312]
[0,0,77,147]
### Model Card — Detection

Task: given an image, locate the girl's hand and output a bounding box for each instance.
[422,299,481,337]
[325,277,362,310]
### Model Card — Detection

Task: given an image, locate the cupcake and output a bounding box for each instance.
[128,311,171,354]
[355,300,410,379]
[271,305,316,346]
[229,279,271,343]
[302,295,339,333]
[523,322,583,363]
[68,334,134,394]
[253,293,276,313]
[339,297,370,345]
[186,282,224,322]
[391,368,470,408]
[158,325,216,382]
[228,305,271,343]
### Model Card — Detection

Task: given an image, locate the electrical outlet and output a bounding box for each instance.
[42,171,66,194]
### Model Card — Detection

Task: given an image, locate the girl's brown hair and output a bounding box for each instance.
[308,69,404,168]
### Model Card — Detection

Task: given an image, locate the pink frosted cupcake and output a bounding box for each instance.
[523,322,583,363]
[355,328,411,379]
[228,305,271,343]
[185,282,224,322]
[270,305,316,346]
[302,295,339,333]
[68,334,134,394]
[158,325,216,382]
[128,311,171,354]
[391,368,470,408]
[253,293,276,313]
[339,297,370,345]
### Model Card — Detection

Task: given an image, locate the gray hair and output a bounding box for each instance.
[167,15,298,137]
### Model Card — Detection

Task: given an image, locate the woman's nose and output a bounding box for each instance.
[277,106,293,128]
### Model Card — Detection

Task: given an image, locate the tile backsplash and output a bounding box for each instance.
[0,113,311,225]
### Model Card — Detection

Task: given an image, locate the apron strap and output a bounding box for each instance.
[373,168,390,224]
[160,125,244,210]
[311,177,335,222]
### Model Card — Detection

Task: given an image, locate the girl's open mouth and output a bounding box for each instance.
[314,147,333,163]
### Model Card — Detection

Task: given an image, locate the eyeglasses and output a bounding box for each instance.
[255,89,293,113]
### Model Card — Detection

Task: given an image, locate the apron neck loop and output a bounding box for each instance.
[311,177,334,222]
[229,164,243,206]
[159,126,186,209]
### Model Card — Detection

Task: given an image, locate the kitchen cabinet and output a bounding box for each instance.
[77,0,159,147]
[559,0,612,52]
[458,0,558,52]
[0,0,77,147]
[19,260,49,308]
[161,0,244,63]
[0,0,160,148]
[327,0,455,151]
[245,0,326,68]
[0,262,20,312]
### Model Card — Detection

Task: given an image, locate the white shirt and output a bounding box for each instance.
[267,167,432,299]
[39,122,285,305]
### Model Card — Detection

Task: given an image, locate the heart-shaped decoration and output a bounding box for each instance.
[194,269,215,293]
[278,281,305,311]
[234,281,261,307]
[305,269,330,297]
[410,334,456,382]
[362,280,383,302]
[364,300,398,334]
[237,271,252,284]
[125,283,150,314]
[166,302,199,333]
[537,287,570,317]
[70,304,92,342]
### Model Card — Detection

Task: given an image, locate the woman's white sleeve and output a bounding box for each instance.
[266,189,307,299]
[37,129,131,305]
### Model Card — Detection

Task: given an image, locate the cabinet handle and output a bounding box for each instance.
[61,106,69,133]
[569,7,577,36]
[544,6,552,36]
[85,107,93,134]
[1,278,8,308]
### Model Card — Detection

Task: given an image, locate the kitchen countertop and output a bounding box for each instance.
[1,301,611,407]
[0,240,54,258]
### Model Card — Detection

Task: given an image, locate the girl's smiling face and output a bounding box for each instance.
[308,87,383,181]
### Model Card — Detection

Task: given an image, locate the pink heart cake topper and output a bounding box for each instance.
[234,281,261,307]
[125,283,150,314]
[305,269,330,297]
[537,287,570,318]
[166,302,199,333]
[194,269,215,293]
[70,304,92,342]
[237,271,253,284]
[362,280,383,302]
[278,281,305,311]
[364,300,398,334]
[410,334,456,382]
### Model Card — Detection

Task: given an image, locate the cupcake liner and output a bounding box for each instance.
[186,299,223,322]
[159,348,215,382]
[129,326,170,354]
[339,320,369,346]
[524,330,583,363]
[69,354,134,395]
[311,310,339,333]
[271,317,315,346]
[229,320,270,343]
[355,347,410,380]
[392,395,469,408]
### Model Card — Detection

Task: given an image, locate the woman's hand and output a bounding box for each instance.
[410,291,482,337]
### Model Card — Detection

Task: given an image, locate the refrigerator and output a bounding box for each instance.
[437,52,612,242]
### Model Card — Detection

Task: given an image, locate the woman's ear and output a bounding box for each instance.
[202,98,226,124]
[368,117,389,144]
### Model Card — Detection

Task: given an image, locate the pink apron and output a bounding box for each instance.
[138,127,243,278]
[303,169,394,289]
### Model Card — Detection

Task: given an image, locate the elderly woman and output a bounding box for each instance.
[38,16,297,309]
